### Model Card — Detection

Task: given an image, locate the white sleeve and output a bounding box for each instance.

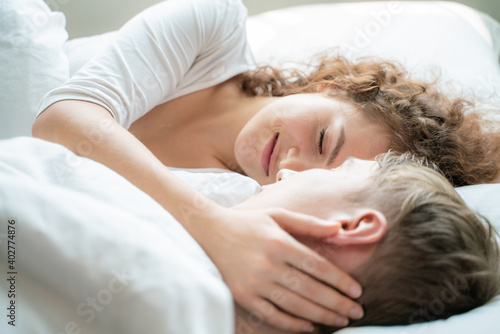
[37,0,256,128]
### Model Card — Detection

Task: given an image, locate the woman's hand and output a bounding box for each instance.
[193,206,364,333]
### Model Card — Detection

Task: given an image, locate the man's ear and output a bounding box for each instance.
[322,210,388,245]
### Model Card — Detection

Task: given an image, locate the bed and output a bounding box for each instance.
[0,0,499,333]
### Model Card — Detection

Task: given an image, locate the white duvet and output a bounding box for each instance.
[0,137,259,334]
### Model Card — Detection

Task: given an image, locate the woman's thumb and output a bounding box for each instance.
[269,208,341,237]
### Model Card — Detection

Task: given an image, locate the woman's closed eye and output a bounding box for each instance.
[318,129,326,154]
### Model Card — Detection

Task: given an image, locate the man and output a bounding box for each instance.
[232,154,500,333]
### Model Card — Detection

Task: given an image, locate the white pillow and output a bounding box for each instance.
[457,184,500,236]
[246,1,500,109]
[0,0,68,139]
[337,296,500,334]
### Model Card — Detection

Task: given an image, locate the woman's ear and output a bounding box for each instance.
[322,210,388,245]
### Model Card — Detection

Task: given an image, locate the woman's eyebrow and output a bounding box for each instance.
[328,126,346,166]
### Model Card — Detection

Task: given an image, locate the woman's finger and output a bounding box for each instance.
[276,266,363,322]
[237,294,315,333]
[278,237,363,302]
[263,281,351,328]
[268,208,341,238]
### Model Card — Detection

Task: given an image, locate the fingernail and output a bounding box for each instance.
[349,307,364,319]
[336,316,349,327]
[349,284,362,298]
[302,324,314,332]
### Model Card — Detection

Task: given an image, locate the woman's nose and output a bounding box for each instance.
[279,147,299,170]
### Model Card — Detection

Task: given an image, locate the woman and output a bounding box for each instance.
[32,0,500,332]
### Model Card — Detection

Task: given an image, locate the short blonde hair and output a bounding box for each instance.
[321,153,500,331]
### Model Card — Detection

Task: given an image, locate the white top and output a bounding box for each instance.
[37,0,256,129]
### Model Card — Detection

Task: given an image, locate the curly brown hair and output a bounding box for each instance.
[240,56,500,186]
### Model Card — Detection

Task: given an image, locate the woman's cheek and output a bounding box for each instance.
[235,135,259,170]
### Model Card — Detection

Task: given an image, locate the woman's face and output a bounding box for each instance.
[234,94,390,185]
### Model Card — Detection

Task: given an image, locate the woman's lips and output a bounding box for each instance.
[261,133,279,176]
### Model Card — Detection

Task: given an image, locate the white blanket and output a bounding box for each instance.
[0,137,258,334]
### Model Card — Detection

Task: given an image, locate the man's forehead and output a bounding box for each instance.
[329,157,379,171]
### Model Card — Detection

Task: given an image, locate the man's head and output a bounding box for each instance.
[340,153,500,329]
[237,156,389,273]
[234,153,500,329]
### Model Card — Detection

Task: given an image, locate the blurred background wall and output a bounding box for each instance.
[45,0,500,39]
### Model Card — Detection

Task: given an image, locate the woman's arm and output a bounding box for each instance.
[33,101,362,332]
[32,100,211,222]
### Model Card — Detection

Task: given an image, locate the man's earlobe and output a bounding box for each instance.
[322,210,388,245]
